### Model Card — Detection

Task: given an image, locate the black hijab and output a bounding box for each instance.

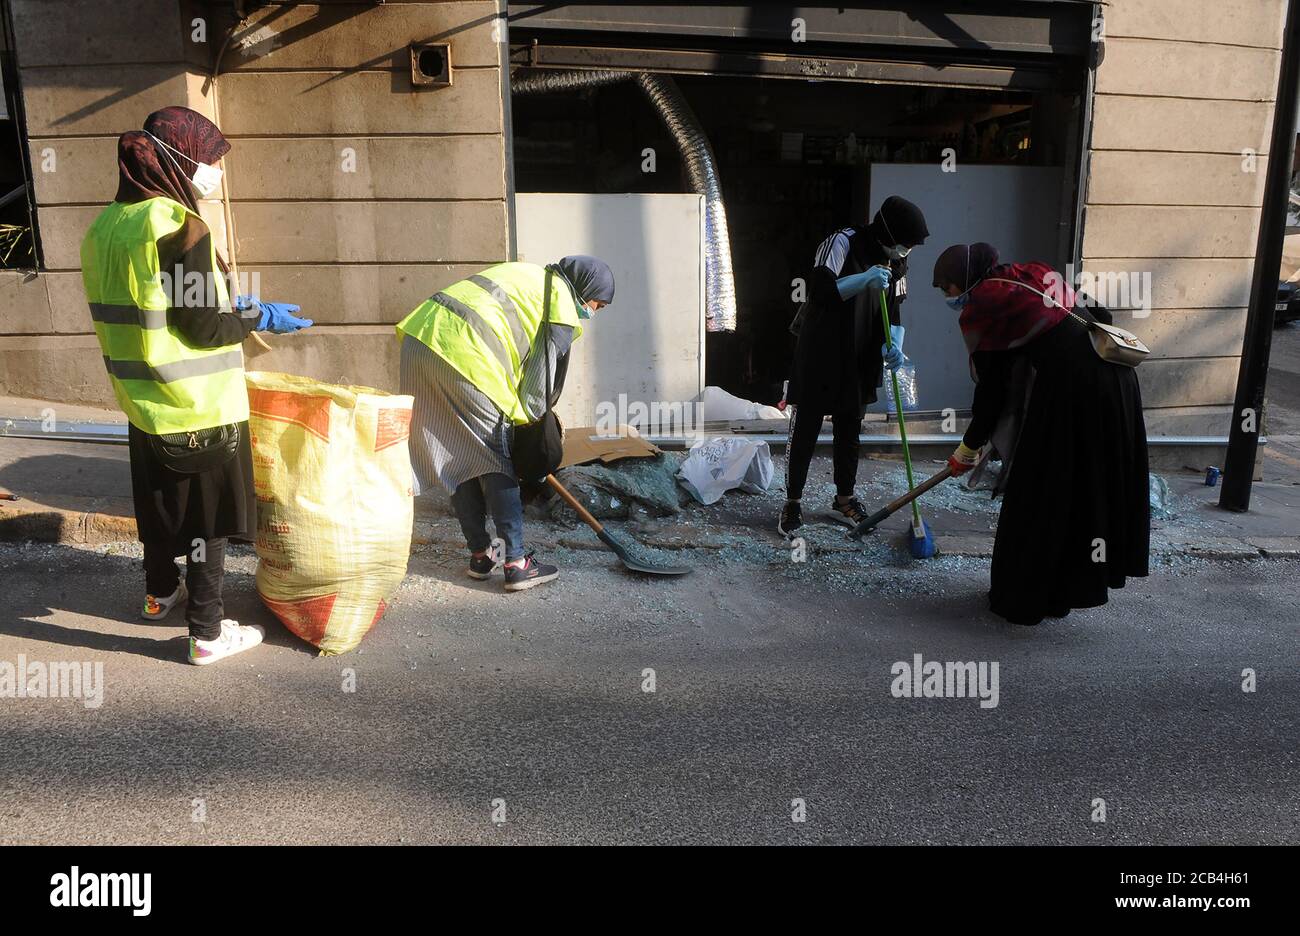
[867,195,929,249]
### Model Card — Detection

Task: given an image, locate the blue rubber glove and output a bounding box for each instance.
[253,300,313,334]
[882,324,905,370]
[835,265,891,300]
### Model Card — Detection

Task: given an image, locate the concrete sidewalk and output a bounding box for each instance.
[8,308,1300,556]
[2,420,1298,561]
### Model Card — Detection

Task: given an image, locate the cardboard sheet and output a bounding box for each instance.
[560,426,661,469]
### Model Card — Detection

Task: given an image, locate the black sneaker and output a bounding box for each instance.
[503,551,559,592]
[829,496,868,527]
[467,551,497,580]
[777,500,803,538]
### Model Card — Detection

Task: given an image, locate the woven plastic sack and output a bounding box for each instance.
[246,371,414,655]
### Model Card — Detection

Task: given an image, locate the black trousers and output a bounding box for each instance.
[784,404,861,500]
[142,537,227,641]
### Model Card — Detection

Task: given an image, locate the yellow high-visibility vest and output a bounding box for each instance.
[396,262,583,424]
[81,196,249,434]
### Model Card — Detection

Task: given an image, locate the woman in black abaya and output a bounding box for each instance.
[933,243,1149,626]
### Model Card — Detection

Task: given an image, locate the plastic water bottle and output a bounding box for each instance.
[884,360,919,411]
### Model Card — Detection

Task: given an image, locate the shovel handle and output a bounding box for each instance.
[545,473,605,535]
[850,465,954,538]
[882,463,953,513]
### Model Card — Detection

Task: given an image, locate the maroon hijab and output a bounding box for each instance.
[115,106,229,215]
[932,242,999,293]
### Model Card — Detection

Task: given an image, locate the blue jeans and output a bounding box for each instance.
[450,472,524,561]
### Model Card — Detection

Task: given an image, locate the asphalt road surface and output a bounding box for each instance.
[1,539,1295,845]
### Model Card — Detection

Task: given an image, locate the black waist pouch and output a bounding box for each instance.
[150,423,240,474]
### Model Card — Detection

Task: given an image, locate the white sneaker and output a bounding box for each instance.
[142,583,187,621]
[188,619,265,666]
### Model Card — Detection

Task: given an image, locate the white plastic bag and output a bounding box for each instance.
[701,385,787,422]
[676,437,774,505]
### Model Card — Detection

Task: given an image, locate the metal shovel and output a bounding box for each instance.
[545,474,691,576]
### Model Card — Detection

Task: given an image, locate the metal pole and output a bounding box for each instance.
[1221,0,1300,511]
[1069,3,1102,272]
[499,0,518,262]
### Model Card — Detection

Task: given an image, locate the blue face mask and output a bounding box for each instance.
[944,245,975,310]
[577,303,593,320]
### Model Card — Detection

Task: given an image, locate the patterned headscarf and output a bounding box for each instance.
[115,106,230,216]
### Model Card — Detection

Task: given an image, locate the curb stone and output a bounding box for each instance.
[0,500,136,545]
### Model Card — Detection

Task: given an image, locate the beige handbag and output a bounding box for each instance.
[986,277,1150,367]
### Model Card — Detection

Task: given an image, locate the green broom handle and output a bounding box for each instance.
[880,290,923,528]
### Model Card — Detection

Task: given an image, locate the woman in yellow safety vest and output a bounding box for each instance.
[397,257,614,591]
[81,106,312,665]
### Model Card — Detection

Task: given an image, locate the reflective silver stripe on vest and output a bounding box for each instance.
[89,302,169,330]
[102,348,243,384]
[431,291,516,371]
[466,275,531,361]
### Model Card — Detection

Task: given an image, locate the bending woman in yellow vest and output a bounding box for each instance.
[81,106,311,665]
[397,257,614,591]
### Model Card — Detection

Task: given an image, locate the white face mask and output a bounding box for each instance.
[146,131,224,198]
[189,162,224,198]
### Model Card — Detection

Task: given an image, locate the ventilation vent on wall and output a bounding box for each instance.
[410,43,452,89]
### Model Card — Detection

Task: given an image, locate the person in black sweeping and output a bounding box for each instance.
[932,242,1149,626]
[780,195,929,537]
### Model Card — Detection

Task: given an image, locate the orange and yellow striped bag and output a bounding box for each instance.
[246,371,414,655]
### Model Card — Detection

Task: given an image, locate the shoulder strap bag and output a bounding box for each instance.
[985,277,1150,368]
[510,266,566,483]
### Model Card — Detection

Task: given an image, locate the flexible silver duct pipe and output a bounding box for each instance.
[634,73,737,333]
[511,69,738,333]
[510,69,631,96]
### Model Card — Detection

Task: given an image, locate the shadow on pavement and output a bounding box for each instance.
[0,451,133,517]
[0,541,316,663]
